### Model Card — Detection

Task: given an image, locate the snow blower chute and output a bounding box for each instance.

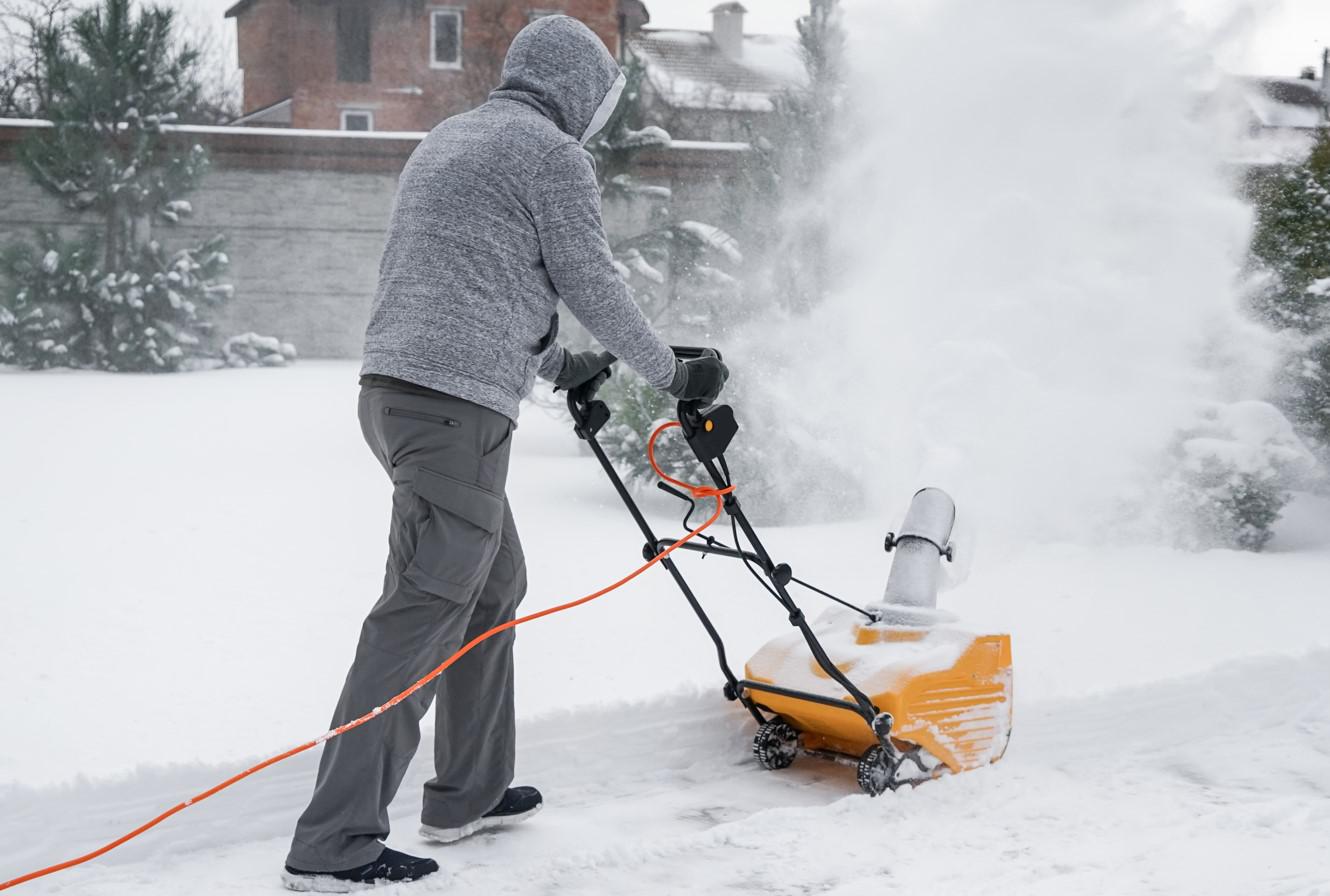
[567,348,1013,796]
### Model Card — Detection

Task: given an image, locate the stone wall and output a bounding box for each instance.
[0,121,751,359]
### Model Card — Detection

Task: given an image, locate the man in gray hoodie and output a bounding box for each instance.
[282,15,728,892]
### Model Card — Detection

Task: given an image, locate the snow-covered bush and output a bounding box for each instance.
[1162,401,1317,551]
[0,0,234,372]
[0,231,100,369]
[593,365,864,525]
[1,230,229,371]
[1248,130,1330,457]
[223,332,297,368]
[1285,334,1330,452]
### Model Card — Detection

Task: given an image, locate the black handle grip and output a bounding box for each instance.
[671,345,723,362]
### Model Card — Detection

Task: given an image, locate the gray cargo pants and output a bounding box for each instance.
[286,384,526,872]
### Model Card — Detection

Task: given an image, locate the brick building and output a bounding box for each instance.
[227,0,652,131]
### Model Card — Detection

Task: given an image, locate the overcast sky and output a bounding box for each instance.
[171,0,1330,79]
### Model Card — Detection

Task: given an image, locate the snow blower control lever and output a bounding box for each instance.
[566,347,900,775]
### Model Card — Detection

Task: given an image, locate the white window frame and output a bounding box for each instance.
[429,8,464,70]
[340,109,375,131]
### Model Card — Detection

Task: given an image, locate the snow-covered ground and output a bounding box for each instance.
[2,362,1329,894]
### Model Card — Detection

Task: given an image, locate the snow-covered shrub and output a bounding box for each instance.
[0,231,101,369]
[594,372,697,488]
[593,366,864,525]
[1248,130,1330,456]
[0,0,235,372]
[1,230,230,371]
[1249,136,1330,336]
[223,332,297,368]
[1285,333,1330,453]
[1162,401,1317,551]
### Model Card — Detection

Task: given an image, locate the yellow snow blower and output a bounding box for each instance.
[567,348,1013,796]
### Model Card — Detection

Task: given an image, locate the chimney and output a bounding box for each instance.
[711,2,746,60]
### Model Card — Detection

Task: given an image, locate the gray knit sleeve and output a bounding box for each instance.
[536,344,566,382]
[529,143,677,390]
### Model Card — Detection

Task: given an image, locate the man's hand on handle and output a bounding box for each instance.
[559,345,730,408]
[667,349,730,407]
[554,349,616,392]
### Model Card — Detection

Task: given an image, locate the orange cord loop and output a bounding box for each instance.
[0,419,726,891]
[647,420,736,501]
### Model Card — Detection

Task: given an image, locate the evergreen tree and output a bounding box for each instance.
[1249,130,1330,451]
[0,0,232,371]
[21,0,208,270]
[1249,133,1330,334]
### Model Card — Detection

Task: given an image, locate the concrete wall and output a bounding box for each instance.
[0,125,410,358]
[0,122,420,358]
[0,121,752,359]
[0,162,396,358]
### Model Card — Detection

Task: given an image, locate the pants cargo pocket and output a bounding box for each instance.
[403,466,505,602]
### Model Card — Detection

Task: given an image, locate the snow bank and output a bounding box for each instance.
[3,365,1329,790]
[5,651,1328,895]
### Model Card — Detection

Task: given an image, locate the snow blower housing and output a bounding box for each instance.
[567,349,1012,795]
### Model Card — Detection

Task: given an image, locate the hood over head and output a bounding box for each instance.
[491,15,626,144]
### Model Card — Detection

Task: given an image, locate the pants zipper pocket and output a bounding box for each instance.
[385,407,460,427]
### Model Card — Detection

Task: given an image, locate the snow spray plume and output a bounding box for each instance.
[736,0,1277,543]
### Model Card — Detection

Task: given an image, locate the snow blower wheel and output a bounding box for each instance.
[753,719,800,770]
[856,745,898,797]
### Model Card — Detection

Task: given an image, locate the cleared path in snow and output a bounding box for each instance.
[4,649,1327,895]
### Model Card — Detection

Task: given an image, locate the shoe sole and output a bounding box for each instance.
[419,803,543,845]
[281,871,373,893]
[281,870,437,892]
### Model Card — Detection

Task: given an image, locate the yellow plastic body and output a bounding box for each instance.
[744,619,1013,773]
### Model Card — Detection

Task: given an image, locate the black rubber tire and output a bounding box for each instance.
[856,745,895,797]
[752,719,800,770]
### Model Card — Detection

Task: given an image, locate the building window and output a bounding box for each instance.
[430,8,463,69]
[336,2,372,83]
[341,109,374,131]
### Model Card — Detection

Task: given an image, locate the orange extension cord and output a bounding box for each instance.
[0,420,732,892]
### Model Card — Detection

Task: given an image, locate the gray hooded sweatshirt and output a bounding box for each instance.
[359,15,677,420]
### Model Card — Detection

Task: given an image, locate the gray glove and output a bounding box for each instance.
[667,350,729,405]
[554,349,616,391]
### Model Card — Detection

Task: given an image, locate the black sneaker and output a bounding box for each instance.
[419,786,543,844]
[281,846,440,892]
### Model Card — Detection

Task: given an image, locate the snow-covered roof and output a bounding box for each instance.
[1235,76,1327,130]
[627,28,804,113]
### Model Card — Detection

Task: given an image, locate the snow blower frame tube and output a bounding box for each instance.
[566,347,898,762]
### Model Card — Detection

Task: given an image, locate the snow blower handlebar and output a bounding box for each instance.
[566,348,898,752]
[565,346,724,436]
